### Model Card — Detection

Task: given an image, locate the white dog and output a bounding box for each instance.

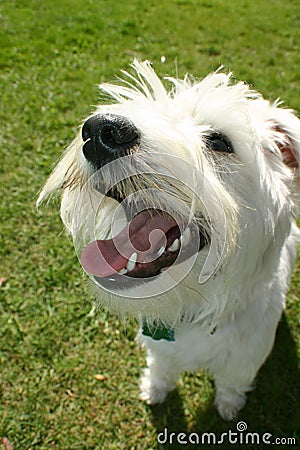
[38,61,300,420]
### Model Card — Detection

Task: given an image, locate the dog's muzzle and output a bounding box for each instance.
[82,114,140,169]
[80,114,208,286]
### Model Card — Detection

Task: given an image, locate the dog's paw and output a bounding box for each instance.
[139,368,175,405]
[214,387,246,421]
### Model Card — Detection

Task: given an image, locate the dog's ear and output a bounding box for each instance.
[275,126,299,171]
[272,108,300,175]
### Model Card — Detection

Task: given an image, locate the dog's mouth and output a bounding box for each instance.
[80,208,207,280]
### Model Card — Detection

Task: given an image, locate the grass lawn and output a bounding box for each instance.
[0,0,299,448]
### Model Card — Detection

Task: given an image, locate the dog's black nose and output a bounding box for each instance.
[82,114,140,168]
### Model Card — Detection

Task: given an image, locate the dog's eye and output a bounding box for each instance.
[206,133,234,154]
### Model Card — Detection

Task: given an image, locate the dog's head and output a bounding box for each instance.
[38,61,300,322]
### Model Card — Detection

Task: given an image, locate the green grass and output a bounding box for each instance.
[0,0,299,448]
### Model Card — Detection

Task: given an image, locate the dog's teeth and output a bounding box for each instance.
[180,228,191,247]
[126,252,137,272]
[168,238,180,252]
[156,246,165,258]
[118,268,128,275]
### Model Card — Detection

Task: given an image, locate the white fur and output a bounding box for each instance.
[38,61,300,420]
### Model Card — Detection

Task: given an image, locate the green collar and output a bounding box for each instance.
[142,320,175,342]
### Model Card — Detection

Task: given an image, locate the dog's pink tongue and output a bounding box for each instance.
[80,210,177,277]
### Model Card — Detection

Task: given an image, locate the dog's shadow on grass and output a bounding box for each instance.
[150,313,299,449]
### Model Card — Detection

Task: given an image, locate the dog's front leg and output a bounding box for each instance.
[139,340,181,405]
[214,384,249,421]
[211,303,282,420]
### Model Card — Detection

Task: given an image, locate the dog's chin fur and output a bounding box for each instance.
[38,60,300,420]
